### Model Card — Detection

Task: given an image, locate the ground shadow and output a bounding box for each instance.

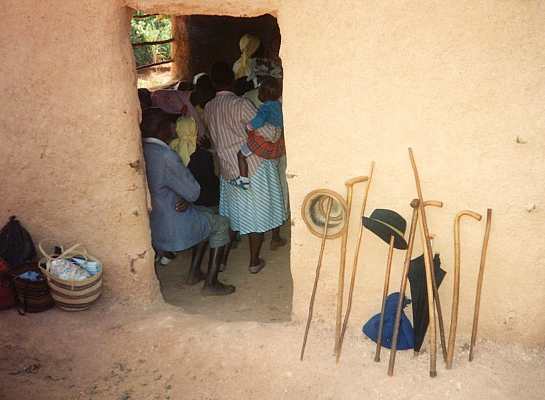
[156,227,293,323]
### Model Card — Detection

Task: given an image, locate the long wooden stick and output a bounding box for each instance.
[417,208,438,377]
[374,235,395,362]
[446,210,482,369]
[387,199,443,375]
[408,148,448,367]
[335,176,369,355]
[300,197,333,361]
[469,208,492,362]
[336,163,375,363]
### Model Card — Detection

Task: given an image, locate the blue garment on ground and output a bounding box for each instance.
[143,138,210,252]
[362,292,415,350]
[250,100,283,129]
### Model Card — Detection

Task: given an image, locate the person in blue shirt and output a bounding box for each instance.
[141,109,235,296]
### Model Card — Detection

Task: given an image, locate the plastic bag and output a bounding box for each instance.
[0,216,37,268]
[49,258,91,281]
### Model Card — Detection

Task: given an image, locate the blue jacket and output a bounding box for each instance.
[143,138,210,252]
[250,100,283,129]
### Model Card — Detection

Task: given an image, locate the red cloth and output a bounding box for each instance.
[246,131,285,159]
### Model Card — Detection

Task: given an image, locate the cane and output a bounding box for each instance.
[408,148,448,374]
[387,199,443,376]
[374,235,395,362]
[336,162,375,363]
[446,210,482,369]
[300,197,333,361]
[469,208,492,362]
[335,176,370,356]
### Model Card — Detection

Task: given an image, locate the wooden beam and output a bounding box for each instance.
[132,13,160,19]
[136,59,174,71]
[131,38,174,47]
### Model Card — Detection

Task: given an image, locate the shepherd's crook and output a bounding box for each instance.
[446,210,482,369]
[388,199,443,376]
[469,208,492,362]
[300,197,333,361]
[336,162,375,363]
[335,175,370,356]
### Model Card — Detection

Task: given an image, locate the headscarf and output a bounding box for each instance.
[170,116,197,166]
[233,34,261,80]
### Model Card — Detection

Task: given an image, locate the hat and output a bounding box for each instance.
[362,209,408,250]
[301,189,348,240]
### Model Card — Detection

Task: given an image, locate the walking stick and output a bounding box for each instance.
[335,176,370,356]
[469,208,492,362]
[336,162,375,363]
[446,210,482,369]
[387,199,443,376]
[300,197,333,361]
[416,208,439,377]
[408,148,448,369]
[374,235,396,362]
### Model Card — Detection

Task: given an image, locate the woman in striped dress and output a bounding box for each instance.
[205,62,286,273]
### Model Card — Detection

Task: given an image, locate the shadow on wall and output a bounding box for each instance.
[155,228,293,323]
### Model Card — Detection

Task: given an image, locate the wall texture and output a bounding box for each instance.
[1,0,544,344]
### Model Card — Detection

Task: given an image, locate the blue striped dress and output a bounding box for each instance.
[219,159,286,234]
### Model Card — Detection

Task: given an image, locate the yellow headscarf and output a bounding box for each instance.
[233,34,261,79]
[170,116,197,166]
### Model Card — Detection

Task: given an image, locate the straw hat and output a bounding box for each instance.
[301,189,348,239]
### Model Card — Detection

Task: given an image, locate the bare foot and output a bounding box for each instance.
[248,258,266,274]
[270,237,287,251]
[201,281,236,296]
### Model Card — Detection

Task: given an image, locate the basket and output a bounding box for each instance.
[10,262,55,314]
[38,241,103,312]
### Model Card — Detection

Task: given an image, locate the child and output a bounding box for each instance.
[234,77,285,189]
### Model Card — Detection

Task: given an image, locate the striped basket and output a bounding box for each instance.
[38,241,102,312]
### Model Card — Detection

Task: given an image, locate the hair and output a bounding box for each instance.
[258,77,282,102]
[210,62,235,90]
[191,75,216,108]
[176,80,194,91]
[140,108,177,139]
[233,77,254,96]
[137,88,152,110]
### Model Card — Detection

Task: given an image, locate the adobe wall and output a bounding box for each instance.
[2,0,544,344]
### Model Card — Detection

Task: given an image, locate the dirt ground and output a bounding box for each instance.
[1,234,544,400]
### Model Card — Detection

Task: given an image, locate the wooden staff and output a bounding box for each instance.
[469,208,492,362]
[336,162,375,363]
[416,208,439,377]
[388,199,443,376]
[446,210,482,369]
[300,197,333,361]
[335,176,370,356]
[374,235,395,362]
[408,148,448,367]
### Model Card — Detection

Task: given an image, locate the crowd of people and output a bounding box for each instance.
[138,34,288,296]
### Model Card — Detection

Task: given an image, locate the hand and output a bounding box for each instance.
[175,200,190,213]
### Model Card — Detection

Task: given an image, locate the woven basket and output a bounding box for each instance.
[10,262,55,313]
[38,241,103,312]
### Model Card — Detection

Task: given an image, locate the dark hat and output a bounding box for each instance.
[362,209,408,250]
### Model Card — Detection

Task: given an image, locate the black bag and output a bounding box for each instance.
[10,262,54,314]
[0,216,37,268]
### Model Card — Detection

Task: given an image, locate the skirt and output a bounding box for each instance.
[219,160,286,235]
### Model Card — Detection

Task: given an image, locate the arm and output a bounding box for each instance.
[240,99,281,142]
[165,154,201,203]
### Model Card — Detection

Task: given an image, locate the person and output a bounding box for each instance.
[170,116,220,208]
[234,77,285,190]
[150,74,215,139]
[233,34,261,85]
[141,109,235,296]
[204,62,287,273]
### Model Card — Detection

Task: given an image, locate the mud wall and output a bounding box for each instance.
[2,0,544,344]
[0,0,159,304]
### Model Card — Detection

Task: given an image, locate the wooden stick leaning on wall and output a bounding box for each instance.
[447,209,482,369]
[469,208,493,362]
[336,162,375,363]
[387,199,443,376]
[300,197,333,361]
[416,208,439,377]
[374,235,396,362]
[335,176,370,356]
[408,148,448,366]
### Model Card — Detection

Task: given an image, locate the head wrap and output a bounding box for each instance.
[233,34,261,80]
[170,116,197,166]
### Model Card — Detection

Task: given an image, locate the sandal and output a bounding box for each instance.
[229,176,250,190]
[248,258,266,274]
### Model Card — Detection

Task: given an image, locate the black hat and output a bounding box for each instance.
[362,209,408,250]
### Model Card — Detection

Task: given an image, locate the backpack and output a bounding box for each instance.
[0,216,37,268]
